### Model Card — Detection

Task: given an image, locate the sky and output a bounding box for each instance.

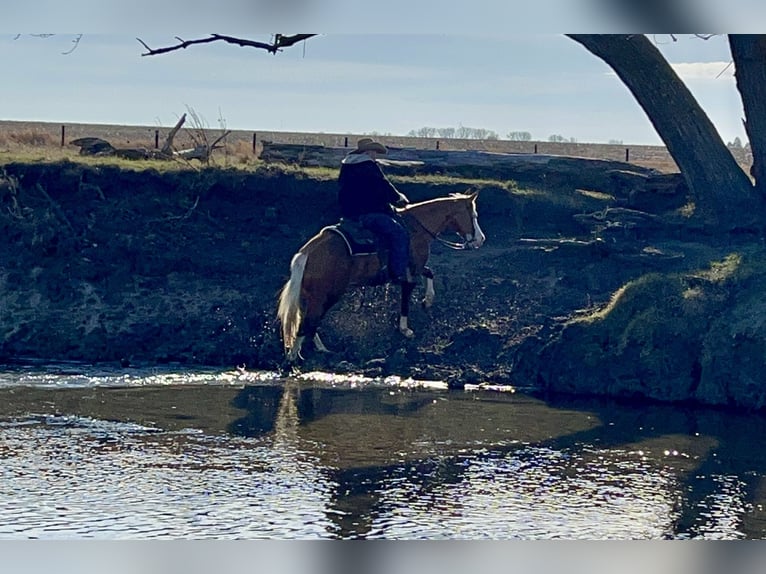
[0,32,751,146]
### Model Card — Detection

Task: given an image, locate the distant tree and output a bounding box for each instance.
[729,137,743,149]
[608,139,624,145]
[455,126,472,139]
[548,134,566,142]
[409,126,498,139]
[454,126,499,140]
[507,131,532,141]
[407,127,437,138]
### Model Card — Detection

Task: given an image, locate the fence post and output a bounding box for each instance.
[155,129,159,149]
[344,136,348,148]
[436,140,440,150]
[534,143,538,154]
[60,125,65,147]
[253,132,257,154]
[625,148,630,162]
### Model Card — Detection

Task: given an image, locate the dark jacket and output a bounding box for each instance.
[338,154,409,219]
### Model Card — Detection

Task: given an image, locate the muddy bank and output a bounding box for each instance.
[1,160,764,409]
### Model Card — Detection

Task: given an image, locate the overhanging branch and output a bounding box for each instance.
[137,34,317,56]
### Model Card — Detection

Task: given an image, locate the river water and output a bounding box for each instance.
[1,362,765,540]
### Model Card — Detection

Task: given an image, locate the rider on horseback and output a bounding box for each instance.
[338,138,411,284]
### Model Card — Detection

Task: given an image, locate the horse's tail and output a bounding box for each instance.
[277,251,308,353]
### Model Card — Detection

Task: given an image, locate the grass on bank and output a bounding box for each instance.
[0,136,618,229]
[575,252,746,327]
[0,139,530,189]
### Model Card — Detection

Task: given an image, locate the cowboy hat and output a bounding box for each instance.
[352,137,387,155]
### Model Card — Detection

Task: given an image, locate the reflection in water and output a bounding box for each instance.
[693,474,748,539]
[367,446,678,539]
[0,364,764,539]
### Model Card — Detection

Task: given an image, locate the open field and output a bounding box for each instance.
[0,119,753,174]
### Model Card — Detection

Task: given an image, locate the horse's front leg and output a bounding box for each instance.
[421,266,435,308]
[399,281,416,338]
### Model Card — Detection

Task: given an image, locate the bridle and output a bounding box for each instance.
[408,208,478,251]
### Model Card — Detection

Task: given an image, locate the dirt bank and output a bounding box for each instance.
[1,160,764,410]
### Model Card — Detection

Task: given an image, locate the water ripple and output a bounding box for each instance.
[367,446,679,539]
[0,415,334,539]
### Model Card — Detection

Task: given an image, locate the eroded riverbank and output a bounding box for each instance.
[1,160,765,409]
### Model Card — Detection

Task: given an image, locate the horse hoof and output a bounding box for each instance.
[285,349,303,363]
[400,327,415,339]
[422,297,434,309]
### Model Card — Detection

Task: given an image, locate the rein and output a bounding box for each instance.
[408,212,469,250]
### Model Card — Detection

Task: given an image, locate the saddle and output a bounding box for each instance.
[326,219,379,256]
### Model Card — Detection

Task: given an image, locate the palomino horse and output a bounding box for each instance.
[277,192,485,361]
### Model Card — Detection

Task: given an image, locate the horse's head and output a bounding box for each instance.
[404,191,486,251]
[447,191,486,249]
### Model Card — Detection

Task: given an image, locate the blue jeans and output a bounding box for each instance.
[359,213,410,278]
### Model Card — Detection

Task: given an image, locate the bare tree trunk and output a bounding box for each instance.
[161,113,187,156]
[729,35,766,197]
[568,34,758,230]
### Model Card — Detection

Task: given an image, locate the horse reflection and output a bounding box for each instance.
[277,192,485,361]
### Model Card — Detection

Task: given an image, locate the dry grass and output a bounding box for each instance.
[0,119,753,174]
[0,128,57,147]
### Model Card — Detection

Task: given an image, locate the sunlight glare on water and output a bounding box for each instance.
[365,446,678,539]
[295,370,451,391]
[0,363,283,389]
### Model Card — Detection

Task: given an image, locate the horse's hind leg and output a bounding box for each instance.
[313,333,330,353]
[300,291,341,354]
[285,298,330,362]
[286,336,305,363]
[285,329,329,361]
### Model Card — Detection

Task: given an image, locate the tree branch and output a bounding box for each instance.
[62,34,84,55]
[137,34,317,56]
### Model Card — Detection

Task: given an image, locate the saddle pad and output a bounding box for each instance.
[325,222,377,256]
